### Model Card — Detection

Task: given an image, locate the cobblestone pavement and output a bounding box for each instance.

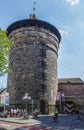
[0,114,84,130]
[34,114,84,130]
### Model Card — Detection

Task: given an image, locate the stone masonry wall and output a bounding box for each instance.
[7,26,60,113]
[58,83,84,105]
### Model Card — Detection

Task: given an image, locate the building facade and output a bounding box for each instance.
[58,78,84,113]
[7,18,61,114]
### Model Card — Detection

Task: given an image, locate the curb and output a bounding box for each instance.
[0,117,32,124]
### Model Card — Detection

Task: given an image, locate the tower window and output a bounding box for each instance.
[42,71,46,78]
[40,49,46,57]
[41,84,46,90]
[41,60,46,68]
[40,41,45,46]
[42,84,45,90]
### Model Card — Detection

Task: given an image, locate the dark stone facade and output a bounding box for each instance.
[58,78,84,113]
[7,19,61,114]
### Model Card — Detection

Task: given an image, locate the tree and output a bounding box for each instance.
[0,28,12,76]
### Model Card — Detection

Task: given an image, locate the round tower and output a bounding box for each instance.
[7,18,61,114]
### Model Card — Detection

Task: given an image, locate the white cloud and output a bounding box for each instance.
[59,29,68,36]
[66,0,80,6]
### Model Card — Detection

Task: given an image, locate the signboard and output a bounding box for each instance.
[57,92,61,101]
[0,93,9,105]
[1,95,5,104]
[5,95,9,105]
[61,93,65,101]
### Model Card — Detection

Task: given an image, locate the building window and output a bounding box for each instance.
[40,49,46,57]
[42,71,46,79]
[41,84,46,90]
[41,60,46,69]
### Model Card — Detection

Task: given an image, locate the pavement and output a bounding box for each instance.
[0,114,84,130]
[0,115,42,125]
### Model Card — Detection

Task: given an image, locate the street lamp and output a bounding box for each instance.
[22,93,33,117]
[22,93,31,112]
[32,99,34,117]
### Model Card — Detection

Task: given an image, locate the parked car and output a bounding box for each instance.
[0,112,7,118]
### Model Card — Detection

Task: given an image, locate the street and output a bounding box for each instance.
[0,114,84,130]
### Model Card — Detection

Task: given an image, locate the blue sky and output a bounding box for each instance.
[0,0,84,87]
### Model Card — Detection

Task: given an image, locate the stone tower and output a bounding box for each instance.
[7,16,61,114]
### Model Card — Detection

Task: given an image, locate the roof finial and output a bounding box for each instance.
[29,1,37,19]
[33,1,36,14]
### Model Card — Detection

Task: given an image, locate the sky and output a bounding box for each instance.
[0,0,84,88]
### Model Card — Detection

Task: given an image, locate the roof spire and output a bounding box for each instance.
[33,1,36,14]
[29,1,37,19]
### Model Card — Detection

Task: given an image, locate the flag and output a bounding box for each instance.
[61,93,65,101]
[57,92,61,101]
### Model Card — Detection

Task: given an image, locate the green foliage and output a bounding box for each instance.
[0,28,12,75]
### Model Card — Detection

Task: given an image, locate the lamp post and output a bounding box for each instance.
[23,93,31,112]
[22,93,33,117]
[32,99,33,117]
[4,92,9,113]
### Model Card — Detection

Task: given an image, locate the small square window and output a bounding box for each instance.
[40,49,46,57]
[41,84,46,90]
[42,71,46,78]
[41,61,46,68]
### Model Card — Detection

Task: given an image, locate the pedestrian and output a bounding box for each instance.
[23,109,29,119]
[13,108,17,117]
[10,108,14,117]
[53,108,59,122]
[76,106,80,119]
[33,108,38,117]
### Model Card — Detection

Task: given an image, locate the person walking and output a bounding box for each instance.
[33,108,38,118]
[53,108,59,122]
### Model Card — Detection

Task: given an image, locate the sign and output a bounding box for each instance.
[0,93,9,105]
[57,92,61,101]
[5,95,9,105]
[61,93,65,101]
[1,95,5,104]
